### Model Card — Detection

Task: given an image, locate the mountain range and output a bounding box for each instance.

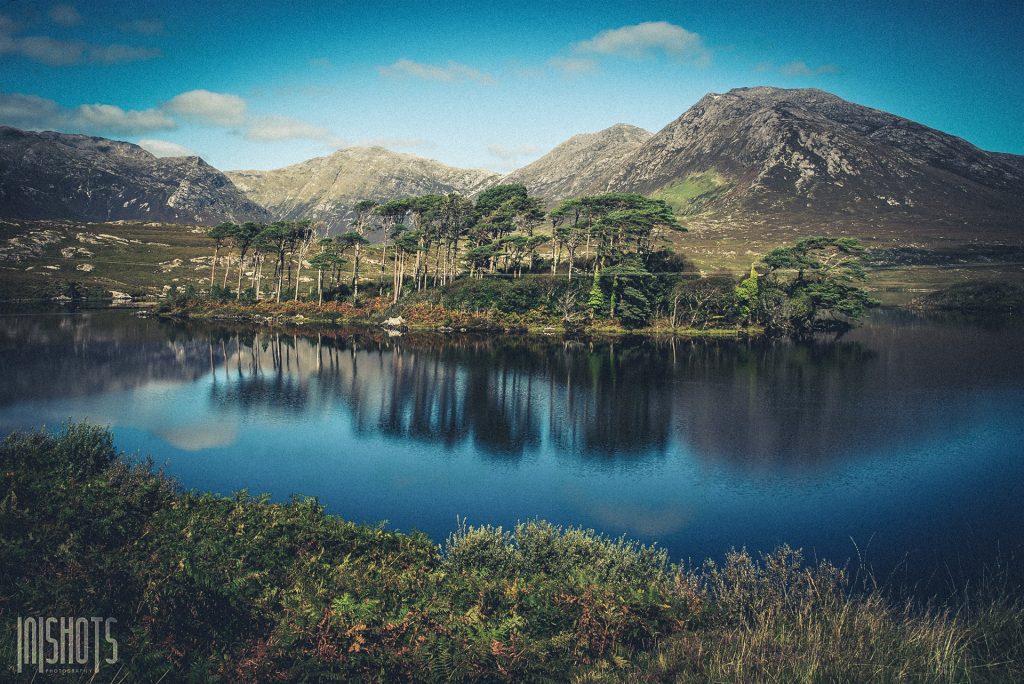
[1,87,1022,238]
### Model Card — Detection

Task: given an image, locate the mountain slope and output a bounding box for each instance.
[497,123,651,204]
[227,147,499,224]
[0,126,268,225]
[603,87,1024,229]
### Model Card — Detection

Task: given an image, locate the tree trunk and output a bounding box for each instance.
[379,234,388,296]
[254,255,263,300]
[353,242,361,302]
[210,244,219,287]
[276,254,284,303]
[236,251,248,301]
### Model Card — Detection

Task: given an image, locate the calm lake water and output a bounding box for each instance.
[2,308,1023,589]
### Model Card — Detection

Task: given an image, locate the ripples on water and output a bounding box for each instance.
[1,308,1022,590]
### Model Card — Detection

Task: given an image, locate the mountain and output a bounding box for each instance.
[0,126,268,225]
[602,87,1024,229]
[497,124,651,204]
[227,147,499,224]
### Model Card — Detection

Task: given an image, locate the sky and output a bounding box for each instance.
[0,0,1022,173]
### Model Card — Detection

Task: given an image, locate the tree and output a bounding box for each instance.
[552,193,683,277]
[375,199,412,296]
[734,264,760,324]
[474,183,529,217]
[253,222,292,302]
[231,222,262,301]
[673,276,738,328]
[336,231,370,302]
[602,257,654,328]
[437,193,474,286]
[554,224,586,281]
[350,200,378,302]
[392,228,423,301]
[407,195,443,291]
[759,236,878,335]
[587,268,605,318]
[290,220,316,301]
[308,248,340,305]
[463,243,502,280]
[206,222,236,288]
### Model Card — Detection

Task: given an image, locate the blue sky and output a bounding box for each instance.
[1,0,1021,172]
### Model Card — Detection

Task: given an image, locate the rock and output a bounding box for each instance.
[382,316,405,328]
[110,290,132,300]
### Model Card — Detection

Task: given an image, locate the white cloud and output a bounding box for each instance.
[377,58,496,85]
[163,90,247,127]
[0,15,160,65]
[243,115,344,146]
[547,56,598,76]
[0,93,62,127]
[48,4,82,27]
[779,61,840,77]
[0,92,175,135]
[76,103,175,134]
[137,138,196,157]
[1,34,83,65]
[574,21,709,65]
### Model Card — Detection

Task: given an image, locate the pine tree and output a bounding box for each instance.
[587,269,605,318]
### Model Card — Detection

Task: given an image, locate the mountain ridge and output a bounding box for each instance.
[495,123,652,204]
[226,146,499,225]
[0,126,268,225]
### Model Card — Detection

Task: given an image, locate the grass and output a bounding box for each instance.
[0,218,212,300]
[653,171,734,216]
[1,424,1022,682]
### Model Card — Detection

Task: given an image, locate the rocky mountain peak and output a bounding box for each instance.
[603,86,1024,228]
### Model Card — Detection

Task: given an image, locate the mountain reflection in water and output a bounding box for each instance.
[1,308,1022,588]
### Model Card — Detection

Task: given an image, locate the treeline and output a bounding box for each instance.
[3,425,1021,681]
[199,185,876,334]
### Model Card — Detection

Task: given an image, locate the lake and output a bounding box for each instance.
[2,308,1023,590]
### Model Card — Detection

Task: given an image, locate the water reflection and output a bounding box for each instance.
[3,308,1024,588]
[2,310,1022,471]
